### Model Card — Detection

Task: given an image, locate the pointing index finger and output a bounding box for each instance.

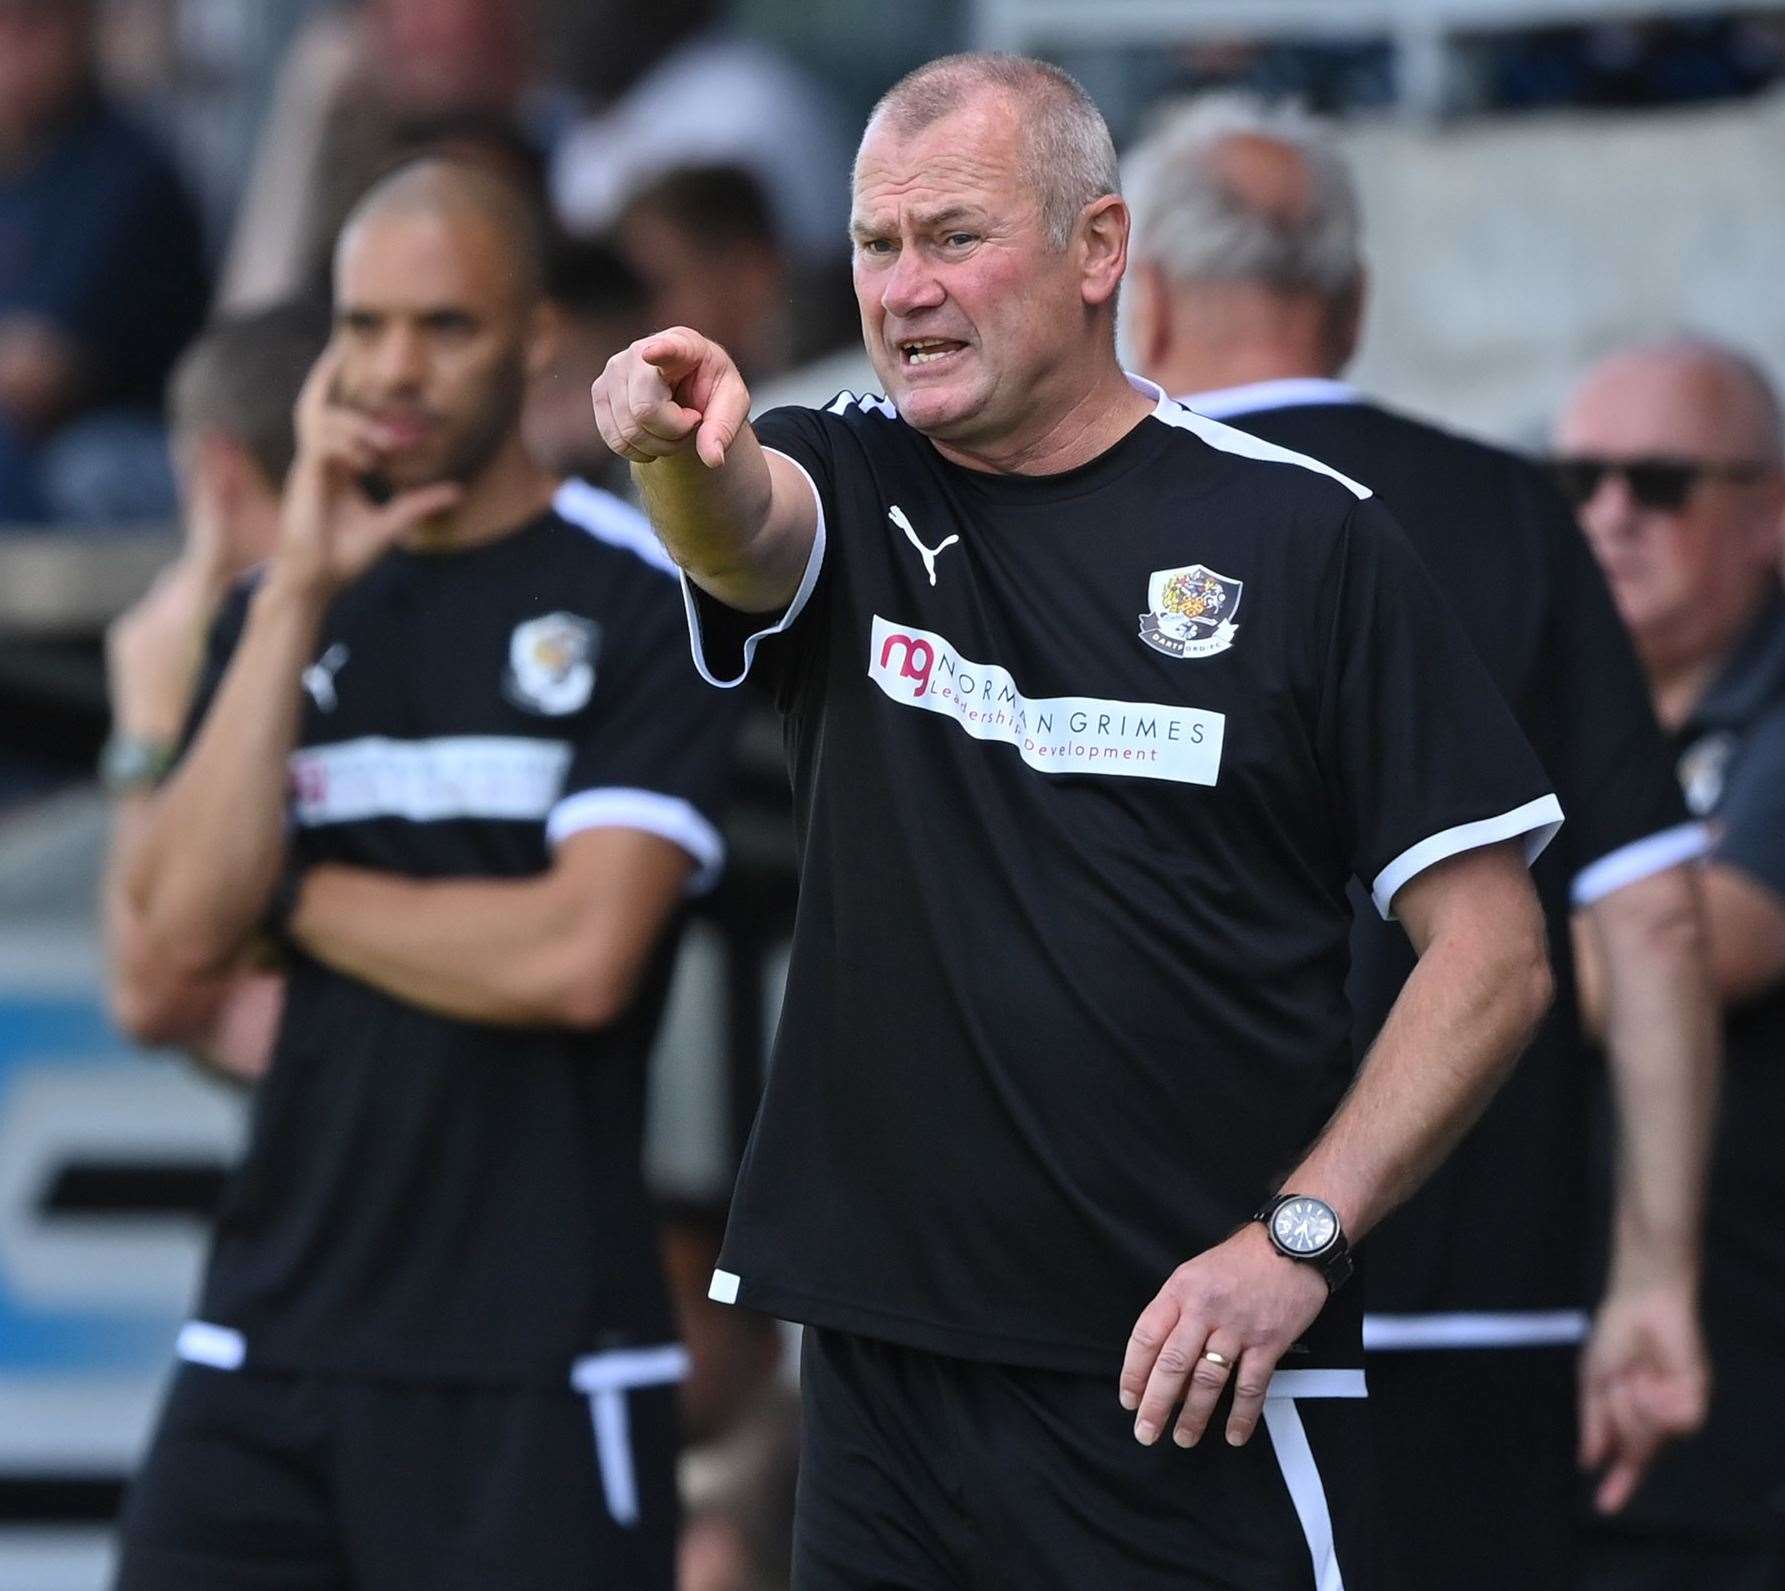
[635,327,705,377]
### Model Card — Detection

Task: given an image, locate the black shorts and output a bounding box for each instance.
[793,1327,1375,1591]
[1366,1344,1581,1591]
[114,1357,680,1591]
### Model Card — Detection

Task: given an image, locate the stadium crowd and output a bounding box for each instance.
[0,1,1778,1587]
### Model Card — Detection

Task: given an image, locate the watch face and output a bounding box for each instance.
[1271,1197,1338,1256]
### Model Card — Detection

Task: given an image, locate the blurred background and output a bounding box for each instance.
[1,1,1783,1586]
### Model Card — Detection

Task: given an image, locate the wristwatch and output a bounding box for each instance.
[98,734,176,795]
[1253,1193,1354,1293]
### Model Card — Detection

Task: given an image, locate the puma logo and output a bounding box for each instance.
[302,644,349,712]
[889,505,959,588]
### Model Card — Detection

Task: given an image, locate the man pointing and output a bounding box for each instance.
[597,52,1559,1589]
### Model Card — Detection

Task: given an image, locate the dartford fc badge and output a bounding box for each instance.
[504,612,600,714]
[1139,565,1243,659]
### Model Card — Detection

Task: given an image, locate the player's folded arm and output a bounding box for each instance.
[288,823,699,1032]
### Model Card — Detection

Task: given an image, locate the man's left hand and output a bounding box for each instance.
[1120,1221,1329,1449]
[1579,1279,1708,1514]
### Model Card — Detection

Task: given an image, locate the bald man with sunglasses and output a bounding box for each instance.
[1558,339,1785,1590]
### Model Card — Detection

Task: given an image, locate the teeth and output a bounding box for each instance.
[904,342,958,365]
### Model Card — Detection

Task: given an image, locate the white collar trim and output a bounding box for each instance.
[1176,377,1362,419]
[1126,370,1172,414]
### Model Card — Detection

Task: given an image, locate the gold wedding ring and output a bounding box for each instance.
[1201,1350,1231,1368]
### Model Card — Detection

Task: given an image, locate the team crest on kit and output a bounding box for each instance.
[504,612,600,715]
[1138,565,1243,659]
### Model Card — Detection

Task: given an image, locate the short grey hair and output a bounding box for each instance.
[861,53,1120,249]
[1123,94,1362,297]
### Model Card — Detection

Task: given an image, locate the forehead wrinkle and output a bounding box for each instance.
[853,112,1023,211]
[849,200,990,238]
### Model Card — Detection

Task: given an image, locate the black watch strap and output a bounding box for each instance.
[1253,1194,1354,1294]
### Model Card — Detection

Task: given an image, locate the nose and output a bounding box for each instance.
[367,324,426,392]
[1577,468,1646,548]
[881,248,946,319]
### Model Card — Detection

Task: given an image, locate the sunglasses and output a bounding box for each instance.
[1552,456,1770,512]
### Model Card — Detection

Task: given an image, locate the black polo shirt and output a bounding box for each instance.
[178,481,737,1386]
[1200,380,1697,1338]
[685,376,1561,1377]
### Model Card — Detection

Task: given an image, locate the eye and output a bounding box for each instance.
[943,232,978,249]
[423,311,476,339]
[857,237,896,258]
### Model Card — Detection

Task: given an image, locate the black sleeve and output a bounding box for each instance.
[1526,477,1700,905]
[174,578,256,760]
[1713,708,1785,904]
[549,567,743,894]
[1318,496,1564,918]
[681,403,838,698]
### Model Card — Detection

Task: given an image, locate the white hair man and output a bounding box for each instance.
[593,52,1565,1586]
[1558,338,1785,1591]
[1124,94,1719,1591]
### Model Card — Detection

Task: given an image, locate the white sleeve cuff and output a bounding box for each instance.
[681,447,827,689]
[546,787,725,895]
[1569,821,1712,907]
[1371,793,1565,919]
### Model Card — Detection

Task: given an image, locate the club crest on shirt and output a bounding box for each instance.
[1138,565,1243,659]
[1677,730,1737,817]
[504,612,599,715]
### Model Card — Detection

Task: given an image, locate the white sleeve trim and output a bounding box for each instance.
[547,786,725,895]
[681,446,828,689]
[1570,821,1712,908]
[175,1321,245,1370]
[1371,793,1565,919]
[1363,1309,1589,1351]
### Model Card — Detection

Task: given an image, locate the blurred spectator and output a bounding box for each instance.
[614,165,793,382]
[0,0,208,523]
[550,0,850,267]
[525,235,649,491]
[101,299,329,1078]
[219,0,563,311]
[1492,19,1785,110]
[1558,338,1785,1589]
[1125,94,1719,1590]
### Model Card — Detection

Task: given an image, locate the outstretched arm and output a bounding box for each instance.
[591,327,817,615]
[1120,841,1551,1450]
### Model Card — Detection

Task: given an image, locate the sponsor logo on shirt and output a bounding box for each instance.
[504,612,599,715]
[289,735,572,826]
[869,614,1224,786]
[301,643,350,712]
[1138,564,1243,659]
[888,504,959,588]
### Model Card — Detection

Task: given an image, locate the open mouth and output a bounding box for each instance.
[899,338,968,368]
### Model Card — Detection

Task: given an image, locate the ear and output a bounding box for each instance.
[189,431,249,513]
[527,300,562,380]
[1748,469,1785,569]
[1078,194,1129,311]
